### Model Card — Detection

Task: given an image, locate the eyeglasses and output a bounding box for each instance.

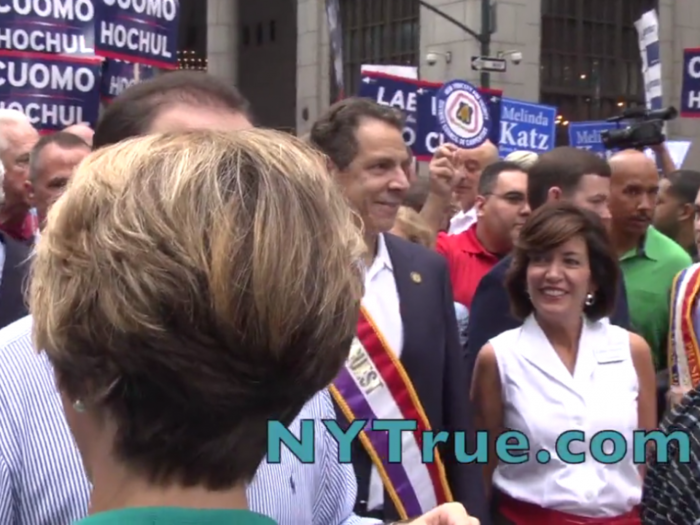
[482,192,527,206]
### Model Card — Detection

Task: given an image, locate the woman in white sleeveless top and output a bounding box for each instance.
[471,202,656,525]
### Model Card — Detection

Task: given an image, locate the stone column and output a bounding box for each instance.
[207,0,239,86]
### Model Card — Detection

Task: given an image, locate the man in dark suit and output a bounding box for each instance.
[0,157,30,329]
[310,98,487,524]
[466,147,631,382]
[0,233,30,328]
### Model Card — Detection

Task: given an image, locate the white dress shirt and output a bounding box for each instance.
[447,207,477,235]
[490,315,642,517]
[363,233,403,511]
[0,316,380,525]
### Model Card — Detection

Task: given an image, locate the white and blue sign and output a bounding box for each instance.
[0,0,95,56]
[100,59,155,101]
[416,83,501,159]
[0,52,101,131]
[359,71,420,155]
[359,72,502,160]
[94,0,179,69]
[436,79,491,149]
[499,98,557,156]
[568,121,618,158]
[681,47,700,118]
[635,10,662,110]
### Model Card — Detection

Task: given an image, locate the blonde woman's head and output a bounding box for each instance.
[504,150,539,170]
[391,206,434,248]
[30,129,365,489]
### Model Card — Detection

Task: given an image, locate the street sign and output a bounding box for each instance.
[471,56,507,73]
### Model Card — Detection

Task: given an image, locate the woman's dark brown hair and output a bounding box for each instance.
[505,201,619,321]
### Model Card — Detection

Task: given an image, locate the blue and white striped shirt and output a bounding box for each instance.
[0,317,379,525]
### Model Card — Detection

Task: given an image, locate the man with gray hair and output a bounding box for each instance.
[0,109,38,242]
[0,112,32,327]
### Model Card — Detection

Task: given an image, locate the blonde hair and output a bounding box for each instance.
[392,206,434,248]
[30,129,365,487]
[504,150,539,170]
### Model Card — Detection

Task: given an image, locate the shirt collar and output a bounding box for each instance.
[362,233,393,283]
[460,225,501,261]
[621,227,662,262]
[374,232,393,271]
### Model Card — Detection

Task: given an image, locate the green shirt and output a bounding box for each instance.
[620,226,692,369]
[74,507,278,525]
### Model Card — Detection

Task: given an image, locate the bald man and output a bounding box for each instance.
[609,150,691,374]
[449,140,499,235]
[419,140,499,238]
[63,124,94,147]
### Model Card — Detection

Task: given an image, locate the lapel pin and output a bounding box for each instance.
[410,271,422,284]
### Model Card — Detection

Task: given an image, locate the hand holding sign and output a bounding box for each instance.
[428,144,461,199]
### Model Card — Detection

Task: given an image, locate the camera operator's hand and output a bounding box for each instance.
[650,140,677,175]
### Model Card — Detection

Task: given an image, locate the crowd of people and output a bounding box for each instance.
[0,70,698,525]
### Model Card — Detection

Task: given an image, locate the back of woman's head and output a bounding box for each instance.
[29,129,365,489]
[505,201,619,321]
[392,206,434,248]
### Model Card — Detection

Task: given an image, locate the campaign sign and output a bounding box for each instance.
[681,48,700,118]
[100,58,155,101]
[0,0,94,56]
[436,79,491,149]
[0,51,101,131]
[499,98,556,155]
[94,0,179,69]
[568,121,618,159]
[415,83,501,160]
[359,71,420,155]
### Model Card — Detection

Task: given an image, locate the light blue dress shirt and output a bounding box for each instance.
[0,316,378,525]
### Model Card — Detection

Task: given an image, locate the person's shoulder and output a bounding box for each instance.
[297,388,334,418]
[0,316,51,391]
[0,315,34,352]
[1,232,32,255]
[384,232,447,270]
[488,254,512,278]
[649,228,692,266]
[487,320,522,347]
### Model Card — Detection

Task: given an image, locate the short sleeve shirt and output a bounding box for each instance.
[619,227,692,369]
[436,225,500,308]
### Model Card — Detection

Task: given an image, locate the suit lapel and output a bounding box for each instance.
[384,234,422,365]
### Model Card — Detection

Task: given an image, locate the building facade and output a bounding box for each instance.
[204,0,700,166]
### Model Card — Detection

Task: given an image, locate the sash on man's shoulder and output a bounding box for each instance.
[330,306,452,519]
[669,263,700,389]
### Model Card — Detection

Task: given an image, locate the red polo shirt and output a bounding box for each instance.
[436,225,501,308]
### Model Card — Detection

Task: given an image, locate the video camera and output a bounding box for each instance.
[601,106,678,150]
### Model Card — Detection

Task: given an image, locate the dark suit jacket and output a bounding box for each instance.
[0,234,29,329]
[335,234,488,524]
[465,254,631,384]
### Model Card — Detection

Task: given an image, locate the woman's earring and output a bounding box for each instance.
[585,292,595,306]
[72,400,86,413]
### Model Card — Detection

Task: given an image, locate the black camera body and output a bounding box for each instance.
[601,106,678,150]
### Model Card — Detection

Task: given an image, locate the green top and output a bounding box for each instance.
[620,226,692,369]
[75,507,278,525]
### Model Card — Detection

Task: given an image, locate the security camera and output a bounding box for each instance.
[426,52,438,66]
[510,51,523,65]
